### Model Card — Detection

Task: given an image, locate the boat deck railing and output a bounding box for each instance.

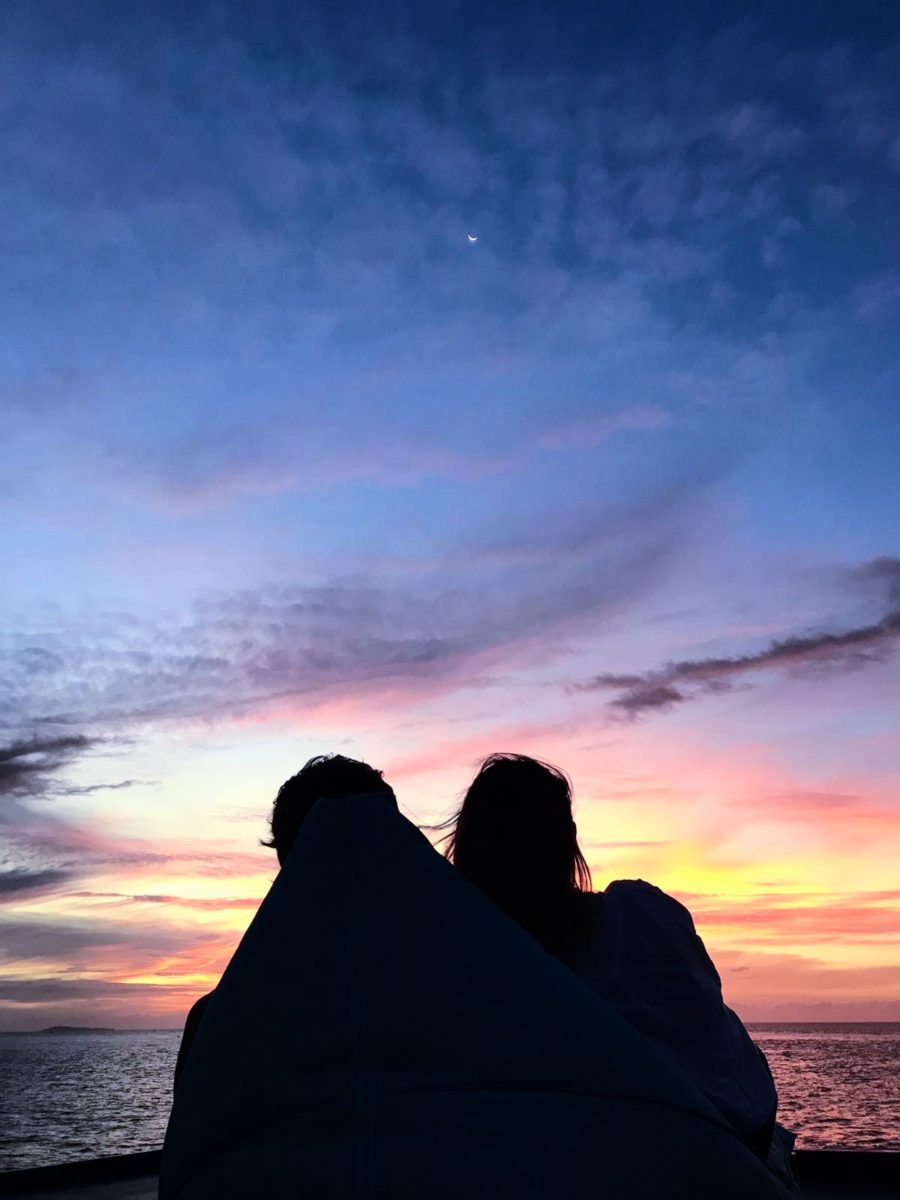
[1,1149,899,1199]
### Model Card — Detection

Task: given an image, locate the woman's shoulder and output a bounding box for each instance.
[601,879,696,926]
[602,877,672,902]
[595,881,720,987]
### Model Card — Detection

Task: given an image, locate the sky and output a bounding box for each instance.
[1,0,899,1029]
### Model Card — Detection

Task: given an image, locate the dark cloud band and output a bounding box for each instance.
[578,559,900,717]
[0,735,95,799]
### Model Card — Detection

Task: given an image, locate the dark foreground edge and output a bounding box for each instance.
[0,1149,898,1196]
[794,1151,900,1185]
[0,1149,160,1193]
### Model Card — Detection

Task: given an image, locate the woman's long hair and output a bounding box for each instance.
[440,753,593,959]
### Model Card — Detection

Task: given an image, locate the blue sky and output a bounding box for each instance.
[1,1,899,1026]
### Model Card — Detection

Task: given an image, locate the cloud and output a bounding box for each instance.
[535,406,673,451]
[0,867,73,897]
[0,735,95,801]
[0,975,204,1029]
[850,555,900,601]
[0,920,118,960]
[134,421,496,508]
[0,733,261,913]
[67,891,260,912]
[606,682,688,716]
[55,779,152,797]
[582,839,673,850]
[853,276,900,322]
[0,733,124,883]
[126,403,673,510]
[0,977,187,1004]
[2,5,892,523]
[715,101,806,156]
[3,479,704,736]
[0,915,235,964]
[577,558,900,717]
[689,891,900,943]
[714,947,900,1020]
[751,790,862,813]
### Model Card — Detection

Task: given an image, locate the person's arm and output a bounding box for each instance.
[173,992,213,1093]
[606,881,777,1155]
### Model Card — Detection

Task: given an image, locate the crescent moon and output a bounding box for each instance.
[467,234,478,242]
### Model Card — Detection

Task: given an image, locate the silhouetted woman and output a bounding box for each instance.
[443,753,790,1177]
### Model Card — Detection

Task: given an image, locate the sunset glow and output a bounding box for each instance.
[2,3,899,1030]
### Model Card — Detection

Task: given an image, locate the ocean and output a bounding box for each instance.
[0,1023,898,1171]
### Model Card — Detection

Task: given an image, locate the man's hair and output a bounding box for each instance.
[262,753,394,865]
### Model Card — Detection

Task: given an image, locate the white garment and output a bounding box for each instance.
[569,880,777,1148]
[766,1122,800,1193]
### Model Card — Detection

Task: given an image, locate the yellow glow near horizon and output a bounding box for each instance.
[3,706,899,1027]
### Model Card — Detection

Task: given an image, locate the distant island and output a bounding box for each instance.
[0,1025,119,1035]
[0,1025,179,1035]
[40,1025,118,1034]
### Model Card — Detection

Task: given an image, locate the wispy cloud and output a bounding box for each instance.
[0,735,95,803]
[577,557,900,717]
[3,482,704,735]
[132,404,674,510]
[0,728,263,915]
[535,406,673,451]
[0,735,117,887]
[714,948,900,1021]
[689,888,900,943]
[55,779,153,797]
[66,891,260,912]
[0,868,72,897]
[0,917,195,962]
[3,6,894,528]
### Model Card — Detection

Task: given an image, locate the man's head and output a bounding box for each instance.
[262,753,395,865]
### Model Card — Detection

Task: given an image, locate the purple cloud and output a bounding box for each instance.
[2,478,708,735]
[578,558,900,717]
[0,735,95,802]
[55,779,153,797]
[0,867,73,898]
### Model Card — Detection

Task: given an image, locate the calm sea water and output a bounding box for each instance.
[0,1023,898,1170]
[749,1023,900,1155]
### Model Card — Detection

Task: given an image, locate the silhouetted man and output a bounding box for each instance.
[173,754,396,1090]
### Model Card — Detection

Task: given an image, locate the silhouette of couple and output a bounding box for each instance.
[174,751,794,1186]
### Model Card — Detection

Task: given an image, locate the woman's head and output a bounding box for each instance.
[444,753,591,956]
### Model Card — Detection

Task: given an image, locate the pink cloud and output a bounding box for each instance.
[689,891,900,942]
[715,949,900,1018]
